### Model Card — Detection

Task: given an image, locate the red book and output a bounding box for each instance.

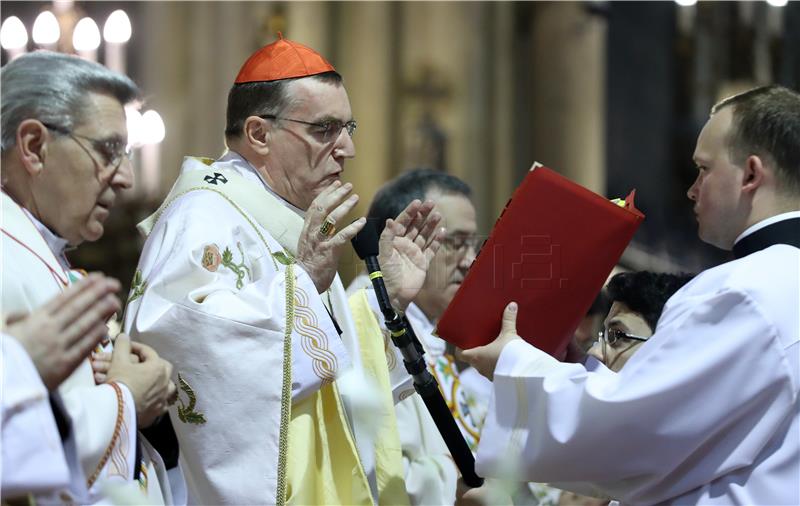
[435,164,644,358]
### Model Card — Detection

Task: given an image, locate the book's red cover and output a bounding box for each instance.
[435,164,644,358]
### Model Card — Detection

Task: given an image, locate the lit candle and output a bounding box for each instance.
[73,17,100,61]
[32,11,60,51]
[125,106,144,197]
[103,10,131,73]
[140,110,166,198]
[1,16,28,60]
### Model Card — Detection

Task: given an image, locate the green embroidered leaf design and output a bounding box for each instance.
[176,373,207,425]
[272,251,294,266]
[219,242,251,290]
[182,412,207,425]
[222,247,233,264]
[127,269,147,303]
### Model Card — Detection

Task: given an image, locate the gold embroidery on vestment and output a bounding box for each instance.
[293,286,338,383]
[276,260,294,506]
[108,410,130,479]
[176,374,207,425]
[201,244,222,272]
[87,382,125,488]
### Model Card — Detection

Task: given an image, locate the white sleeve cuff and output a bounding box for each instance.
[495,339,562,378]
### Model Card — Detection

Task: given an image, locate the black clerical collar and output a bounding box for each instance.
[732,217,800,259]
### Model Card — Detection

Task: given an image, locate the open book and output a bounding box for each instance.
[435,163,644,358]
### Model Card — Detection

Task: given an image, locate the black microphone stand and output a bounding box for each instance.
[353,226,484,488]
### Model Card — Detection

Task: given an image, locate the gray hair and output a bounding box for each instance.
[1,50,140,151]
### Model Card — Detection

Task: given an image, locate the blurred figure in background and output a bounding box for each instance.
[350,168,479,505]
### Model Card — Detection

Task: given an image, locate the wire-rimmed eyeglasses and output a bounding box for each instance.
[441,234,482,255]
[597,328,650,347]
[43,122,131,171]
[259,114,357,142]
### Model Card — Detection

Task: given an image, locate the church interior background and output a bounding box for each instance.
[2,0,798,296]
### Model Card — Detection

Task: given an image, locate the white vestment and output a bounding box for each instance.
[125,153,407,505]
[0,334,80,501]
[476,219,800,505]
[0,192,173,504]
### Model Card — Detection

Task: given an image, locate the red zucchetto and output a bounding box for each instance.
[234,32,336,84]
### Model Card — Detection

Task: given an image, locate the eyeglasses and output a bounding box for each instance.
[259,114,357,142]
[597,328,649,347]
[441,234,482,255]
[43,122,131,171]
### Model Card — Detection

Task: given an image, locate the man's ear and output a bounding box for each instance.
[243,116,270,156]
[742,154,767,195]
[15,119,50,176]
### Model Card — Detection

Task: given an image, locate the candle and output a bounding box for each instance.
[1,16,28,60]
[103,10,131,73]
[32,11,60,51]
[73,17,100,61]
[140,110,166,198]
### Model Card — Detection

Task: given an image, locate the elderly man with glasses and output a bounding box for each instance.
[345,168,486,505]
[1,51,177,504]
[123,36,443,505]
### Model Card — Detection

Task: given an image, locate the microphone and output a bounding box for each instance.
[352,222,484,488]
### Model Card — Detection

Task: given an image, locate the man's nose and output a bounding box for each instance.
[687,177,699,201]
[334,129,356,159]
[587,342,604,363]
[111,156,134,191]
[460,244,478,268]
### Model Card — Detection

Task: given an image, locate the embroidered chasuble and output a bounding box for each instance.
[0,192,166,504]
[127,154,408,505]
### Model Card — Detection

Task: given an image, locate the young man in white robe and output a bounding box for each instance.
[124,36,444,505]
[1,51,180,504]
[459,85,800,505]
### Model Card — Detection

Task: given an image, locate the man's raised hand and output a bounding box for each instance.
[378,199,444,311]
[297,180,366,293]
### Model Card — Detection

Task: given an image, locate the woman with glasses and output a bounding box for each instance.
[587,271,694,372]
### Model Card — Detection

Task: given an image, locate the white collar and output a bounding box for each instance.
[219,150,307,218]
[734,211,800,245]
[21,207,71,268]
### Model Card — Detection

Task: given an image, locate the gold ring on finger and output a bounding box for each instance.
[319,218,337,238]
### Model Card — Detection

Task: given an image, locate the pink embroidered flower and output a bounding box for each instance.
[201,244,222,272]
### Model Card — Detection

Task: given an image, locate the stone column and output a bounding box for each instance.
[138,2,267,193]
[333,2,395,277]
[525,2,607,194]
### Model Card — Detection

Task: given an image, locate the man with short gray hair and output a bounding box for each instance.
[1,51,178,504]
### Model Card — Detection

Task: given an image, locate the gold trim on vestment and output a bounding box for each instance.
[293,286,338,383]
[277,262,294,506]
[87,382,125,488]
[176,374,206,425]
